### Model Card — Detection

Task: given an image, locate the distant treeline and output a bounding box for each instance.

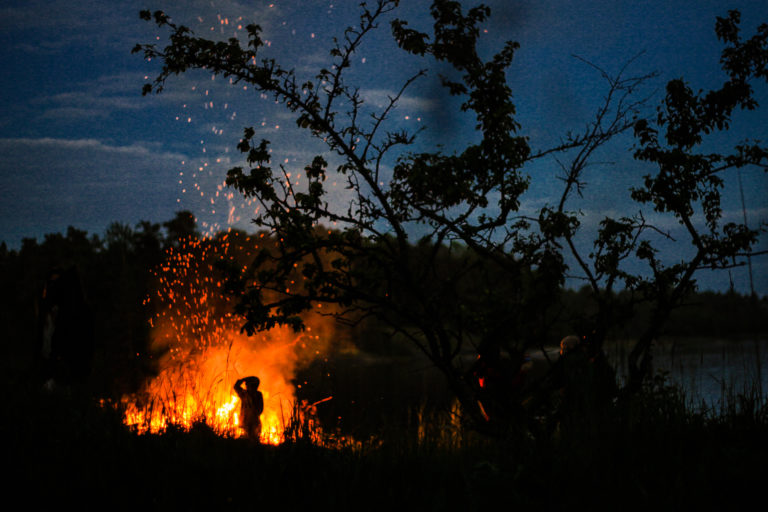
[2,212,765,396]
[558,286,768,341]
[0,212,198,398]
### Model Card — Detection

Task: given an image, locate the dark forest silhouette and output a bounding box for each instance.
[1,212,764,402]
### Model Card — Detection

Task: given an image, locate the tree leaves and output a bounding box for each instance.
[136,2,768,413]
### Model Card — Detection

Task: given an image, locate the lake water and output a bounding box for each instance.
[606,337,768,411]
[302,337,768,433]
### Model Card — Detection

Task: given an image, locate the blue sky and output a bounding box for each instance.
[0,0,766,294]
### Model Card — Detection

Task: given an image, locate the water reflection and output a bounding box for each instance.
[608,338,768,410]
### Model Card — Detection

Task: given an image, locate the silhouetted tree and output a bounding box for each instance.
[105,222,136,264]
[162,210,199,248]
[541,10,768,392]
[618,11,768,390]
[134,1,767,431]
[0,216,176,396]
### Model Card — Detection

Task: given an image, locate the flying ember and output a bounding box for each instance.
[121,231,335,444]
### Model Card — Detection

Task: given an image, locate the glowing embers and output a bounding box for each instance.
[122,233,333,444]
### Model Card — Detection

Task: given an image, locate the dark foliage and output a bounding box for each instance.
[130,1,768,431]
[0,211,199,398]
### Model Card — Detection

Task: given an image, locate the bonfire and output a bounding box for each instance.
[121,232,335,444]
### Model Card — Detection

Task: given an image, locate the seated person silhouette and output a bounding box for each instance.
[234,376,264,440]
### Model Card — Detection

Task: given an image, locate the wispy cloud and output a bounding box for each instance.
[26,70,220,122]
[0,136,188,246]
[0,1,140,53]
[0,137,186,160]
[360,88,436,113]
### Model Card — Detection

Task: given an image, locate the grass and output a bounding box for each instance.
[4,337,766,509]
[6,370,768,511]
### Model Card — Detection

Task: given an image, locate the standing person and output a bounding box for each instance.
[37,266,94,393]
[537,333,617,435]
[234,376,264,440]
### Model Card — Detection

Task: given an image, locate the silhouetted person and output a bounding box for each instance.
[468,341,530,430]
[559,335,581,356]
[37,266,94,392]
[234,376,264,440]
[536,333,617,434]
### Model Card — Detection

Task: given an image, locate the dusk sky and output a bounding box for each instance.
[1,0,766,294]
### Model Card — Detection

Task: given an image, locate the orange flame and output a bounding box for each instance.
[122,232,334,444]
